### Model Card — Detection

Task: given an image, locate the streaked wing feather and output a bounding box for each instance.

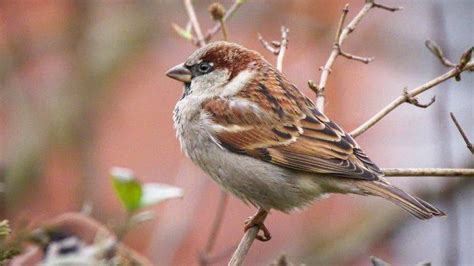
[203,67,382,181]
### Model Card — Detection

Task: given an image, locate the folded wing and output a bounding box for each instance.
[203,67,383,181]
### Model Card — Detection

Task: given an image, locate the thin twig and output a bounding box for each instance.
[258,33,279,55]
[276,26,289,72]
[383,168,474,177]
[450,112,474,154]
[201,244,238,265]
[177,1,244,46]
[184,0,206,47]
[350,61,474,137]
[334,5,374,64]
[425,40,456,67]
[334,4,350,45]
[199,191,229,266]
[220,20,229,41]
[372,2,403,12]
[228,227,259,266]
[259,26,289,72]
[338,49,374,64]
[229,209,269,266]
[314,1,401,112]
[403,87,436,108]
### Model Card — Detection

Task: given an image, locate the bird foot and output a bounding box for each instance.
[243,210,271,242]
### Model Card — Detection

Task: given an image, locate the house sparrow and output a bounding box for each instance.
[166,41,445,241]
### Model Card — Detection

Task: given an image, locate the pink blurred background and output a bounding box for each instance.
[1,0,473,265]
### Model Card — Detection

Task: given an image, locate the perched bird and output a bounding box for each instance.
[166,41,445,241]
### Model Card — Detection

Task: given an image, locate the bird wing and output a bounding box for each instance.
[202,68,383,181]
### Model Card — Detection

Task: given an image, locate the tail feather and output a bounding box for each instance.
[358,181,446,219]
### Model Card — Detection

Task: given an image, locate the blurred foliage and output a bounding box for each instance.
[0,168,182,264]
[1,1,157,208]
[0,220,21,263]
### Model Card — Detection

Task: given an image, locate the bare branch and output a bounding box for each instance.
[371,2,403,12]
[425,40,456,67]
[383,168,474,177]
[334,4,350,44]
[258,34,279,55]
[314,1,401,112]
[403,87,436,108]
[350,61,474,138]
[333,5,374,64]
[450,112,474,154]
[184,0,206,47]
[200,244,238,265]
[229,208,269,265]
[199,191,229,266]
[338,49,374,64]
[276,26,289,72]
[228,227,259,266]
[258,26,289,72]
[177,1,245,46]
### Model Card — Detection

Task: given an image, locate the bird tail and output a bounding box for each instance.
[357,180,446,219]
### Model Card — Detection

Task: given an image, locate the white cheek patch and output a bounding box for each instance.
[220,70,255,97]
[190,69,229,97]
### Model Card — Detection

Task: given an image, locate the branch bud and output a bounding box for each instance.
[209,3,226,21]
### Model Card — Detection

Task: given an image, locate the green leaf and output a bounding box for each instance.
[110,167,143,212]
[140,183,183,208]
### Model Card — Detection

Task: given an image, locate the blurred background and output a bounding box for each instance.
[0,0,473,265]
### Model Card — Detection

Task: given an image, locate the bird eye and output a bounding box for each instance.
[197,62,212,73]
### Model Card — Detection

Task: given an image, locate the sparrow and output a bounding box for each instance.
[166,41,445,241]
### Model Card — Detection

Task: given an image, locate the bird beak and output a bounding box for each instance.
[166,63,192,83]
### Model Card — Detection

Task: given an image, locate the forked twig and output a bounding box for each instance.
[334,4,374,64]
[425,40,457,68]
[450,112,474,154]
[175,0,245,46]
[350,50,473,137]
[314,1,402,112]
[403,87,436,108]
[183,0,205,47]
[258,26,289,72]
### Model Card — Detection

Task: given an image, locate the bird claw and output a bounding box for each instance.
[244,215,272,242]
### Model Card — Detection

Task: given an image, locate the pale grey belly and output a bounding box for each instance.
[186,135,329,212]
